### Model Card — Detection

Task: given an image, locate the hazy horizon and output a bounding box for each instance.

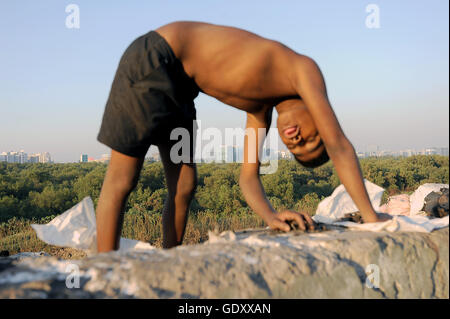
[1,1,448,163]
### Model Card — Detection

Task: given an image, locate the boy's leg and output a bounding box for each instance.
[96,150,144,252]
[158,142,197,248]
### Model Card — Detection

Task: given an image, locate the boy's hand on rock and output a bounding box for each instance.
[363,212,393,223]
[374,212,393,222]
[267,210,315,232]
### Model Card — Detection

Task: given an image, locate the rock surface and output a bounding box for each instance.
[0,227,448,299]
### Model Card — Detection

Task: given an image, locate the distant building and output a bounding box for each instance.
[276,150,293,160]
[400,149,416,157]
[379,150,393,157]
[356,146,449,158]
[17,150,28,163]
[28,154,40,163]
[79,153,110,163]
[424,147,449,156]
[366,145,380,157]
[99,153,111,163]
[219,145,236,163]
[7,152,17,163]
[39,152,51,163]
[236,147,244,163]
[80,154,88,163]
[0,150,52,163]
[262,147,270,161]
[149,152,161,162]
[261,147,277,161]
[439,147,449,156]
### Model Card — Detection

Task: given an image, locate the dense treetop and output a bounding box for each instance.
[0,156,448,223]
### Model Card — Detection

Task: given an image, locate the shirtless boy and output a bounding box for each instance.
[96,21,389,252]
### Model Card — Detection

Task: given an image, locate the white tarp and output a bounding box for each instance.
[31,182,449,254]
[31,197,154,254]
[313,179,385,224]
[312,180,449,232]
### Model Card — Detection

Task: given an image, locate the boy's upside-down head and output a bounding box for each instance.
[276,98,329,168]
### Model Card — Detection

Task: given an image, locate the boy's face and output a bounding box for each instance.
[276,99,325,162]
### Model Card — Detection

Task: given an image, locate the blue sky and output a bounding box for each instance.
[0,0,448,162]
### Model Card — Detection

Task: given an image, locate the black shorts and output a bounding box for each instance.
[97,31,200,157]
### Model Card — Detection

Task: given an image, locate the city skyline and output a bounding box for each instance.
[0,150,52,164]
[1,144,448,164]
[2,144,449,164]
[0,1,448,162]
[143,145,450,164]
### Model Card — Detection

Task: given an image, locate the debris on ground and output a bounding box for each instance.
[423,188,449,218]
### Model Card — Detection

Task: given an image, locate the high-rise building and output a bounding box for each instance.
[150,152,160,162]
[439,148,449,156]
[366,144,380,157]
[99,153,111,163]
[80,154,88,163]
[219,145,236,163]
[236,147,244,163]
[39,152,51,163]
[18,150,28,164]
[261,147,277,161]
[6,152,18,163]
[28,154,40,163]
[356,152,365,158]
[400,149,416,157]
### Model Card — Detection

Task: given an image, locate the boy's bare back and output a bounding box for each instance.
[156,21,301,112]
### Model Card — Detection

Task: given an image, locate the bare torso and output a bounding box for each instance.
[156,21,301,113]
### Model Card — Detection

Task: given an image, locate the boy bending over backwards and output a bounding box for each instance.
[96,21,389,252]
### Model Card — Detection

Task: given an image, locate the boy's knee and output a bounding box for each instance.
[179,176,197,199]
[108,170,139,196]
[171,174,197,202]
[104,151,143,196]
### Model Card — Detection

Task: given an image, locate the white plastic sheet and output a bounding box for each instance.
[313,179,385,224]
[31,197,154,254]
[312,180,449,233]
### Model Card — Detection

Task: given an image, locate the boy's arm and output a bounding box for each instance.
[292,56,384,223]
[239,109,315,231]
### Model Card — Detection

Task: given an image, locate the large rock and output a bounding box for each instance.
[0,227,448,298]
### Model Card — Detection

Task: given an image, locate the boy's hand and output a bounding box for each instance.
[360,211,393,223]
[373,212,393,222]
[267,210,316,232]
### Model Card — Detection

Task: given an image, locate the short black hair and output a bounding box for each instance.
[295,148,330,168]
